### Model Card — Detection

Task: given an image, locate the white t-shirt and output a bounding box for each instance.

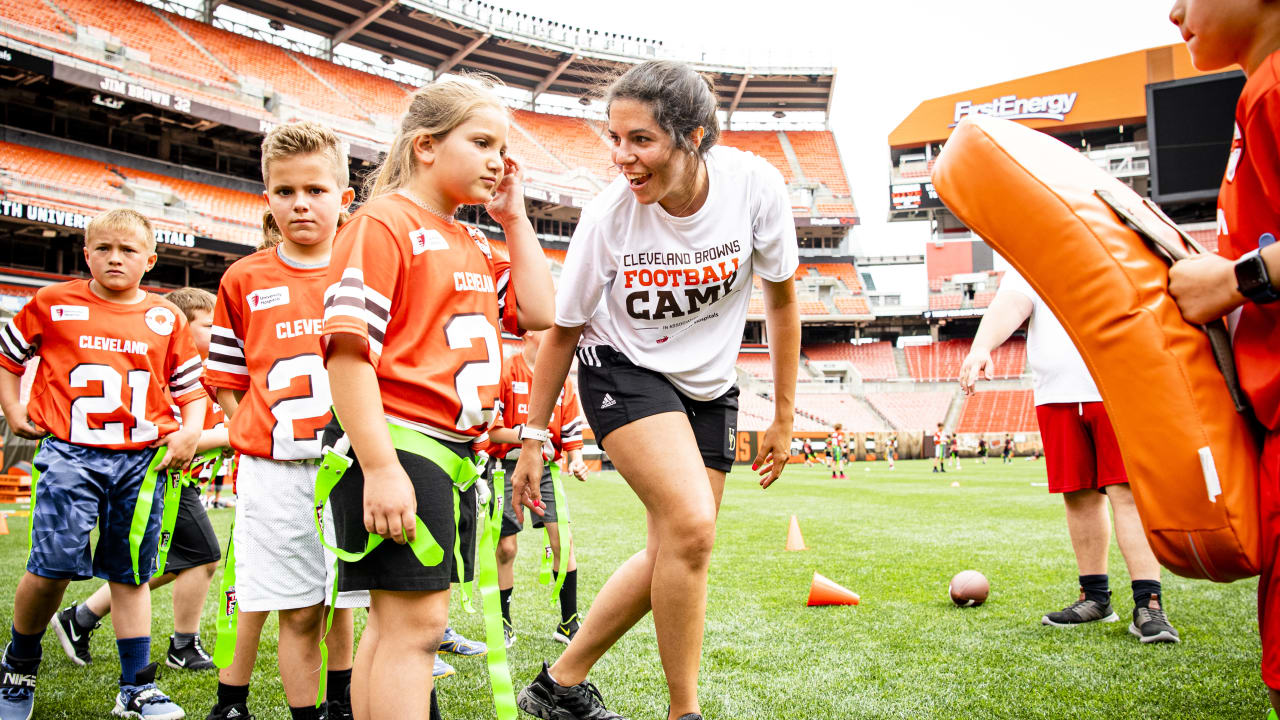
[556,145,799,401]
[997,269,1101,405]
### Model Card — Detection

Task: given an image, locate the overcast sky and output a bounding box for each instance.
[501,0,1186,256]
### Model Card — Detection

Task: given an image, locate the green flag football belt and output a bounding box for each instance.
[154,449,224,576]
[536,462,574,602]
[29,440,170,586]
[305,421,517,718]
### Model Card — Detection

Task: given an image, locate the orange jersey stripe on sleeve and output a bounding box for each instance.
[204,247,332,460]
[0,280,202,450]
[321,193,521,443]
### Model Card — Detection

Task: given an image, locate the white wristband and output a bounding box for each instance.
[519,424,552,443]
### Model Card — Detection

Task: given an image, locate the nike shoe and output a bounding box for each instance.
[165,636,214,671]
[516,661,627,720]
[503,618,516,649]
[1041,592,1119,627]
[204,703,252,720]
[433,655,455,679]
[112,663,185,719]
[438,627,486,657]
[0,646,37,720]
[50,605,96,666]
[1129,594,1180,643]
[553,615,580,645]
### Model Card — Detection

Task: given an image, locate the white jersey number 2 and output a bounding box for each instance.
[444,314,500,432]
[266,354,331,460]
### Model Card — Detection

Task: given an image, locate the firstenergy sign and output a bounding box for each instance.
[952,92,1078,125]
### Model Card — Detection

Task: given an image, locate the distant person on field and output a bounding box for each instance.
[932,423,945,473]
[802,438,816,466]
[960,269,1178,643]
[949,433,961,470]
[977,437,988,465]
[1168,0,1280,707]
[829,423,846,479]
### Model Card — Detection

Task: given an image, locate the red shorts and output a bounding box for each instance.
[1259,430,1280,688]
[1034,402,1128,494]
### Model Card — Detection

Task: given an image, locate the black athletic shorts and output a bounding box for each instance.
[162,484,222,573]
[325,424,477,593]
[500,457,555,536]
[576,345,738,473]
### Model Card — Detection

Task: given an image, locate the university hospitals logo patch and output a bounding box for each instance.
[247,286,290,311]
[51,305,89,322]
[145,306,176,336]
[410,227,449,255]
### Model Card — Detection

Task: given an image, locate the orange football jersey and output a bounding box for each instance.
[488,352,584,460]
[1217,50,1280,430]
[0,280,203,450]
[205,247,332,460]
[321,193,519,442]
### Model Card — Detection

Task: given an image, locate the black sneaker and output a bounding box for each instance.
[205,703,254,720]
[49,605,96,666]
[326,698,353,720]
[1129,594,1180,643]
[503,617,516,649]
[516,661,627,720]
[166,635,215,671]
[1041,592,1119,627]
[553,615,580,645]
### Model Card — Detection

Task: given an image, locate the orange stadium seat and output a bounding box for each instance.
[748,296,765,314]
[0,0,74,36]
[797,262,862,292]
[0,142,124,203]
[865,391,954,430]
[506,124,570,177]
[167,13,366,120]
[833,296,870,315]
[111,164,262,238]
[928,293,963,310]
[904,338,1025,381]
[735,352,774,379]
[803,341,896,379]
[794,394,887,432]
[785,131,850,195]
[719,130,794,183]
[956,389,1038,433]
[291,53,413,118]
[51,0,235,89]
[511,110,614,183]
[816,201,856,217]
[798,299,829,315]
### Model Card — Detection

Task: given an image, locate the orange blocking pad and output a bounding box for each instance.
[807,572,859,606]
[932,115,1259,581]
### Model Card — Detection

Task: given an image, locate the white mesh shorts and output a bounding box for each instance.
[233,455,368,611]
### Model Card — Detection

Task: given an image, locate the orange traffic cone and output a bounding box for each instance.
[0,513,11,536]
[807,571,859,606]
[785,515,806,551]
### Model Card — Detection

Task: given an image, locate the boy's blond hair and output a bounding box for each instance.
[365,73,506,202]
[260,122,350,250]
[165,286,215,323]
[86,209,155,252]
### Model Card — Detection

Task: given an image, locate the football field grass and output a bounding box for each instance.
[0,458,1262,719]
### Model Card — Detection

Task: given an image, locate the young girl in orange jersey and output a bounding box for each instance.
[203,122,365,720]
[320,76,554,720]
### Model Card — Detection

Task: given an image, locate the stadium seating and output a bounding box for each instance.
[798,299,830,315]
[815,201,856,217]
[51,0,235,89]
[794,394,888,432]
[111,164,262,244]
[0,0,73,36]
[786,131,850,195]
[833,296,870,315]
[797,262,862,292]
[736,352,774,378]
[928,293,964,310]
[803,341,896,379]
[865,391,954,431]
[903,338,1025,381]
[292,53,413,118]
[956,389,1038,433]
[0,141,125,203]
[748,296,765,314]
[511,111,614,183]
[719,130,794,183]
[507,123,572,178]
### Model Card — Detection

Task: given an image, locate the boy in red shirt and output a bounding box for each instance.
[1168,0,1280,712]
[0,209,205,719]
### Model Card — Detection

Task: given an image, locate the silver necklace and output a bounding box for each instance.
[397,188,456,224]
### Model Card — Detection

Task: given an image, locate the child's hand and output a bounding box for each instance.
[1169,253,1245,324]
[154,426,200,470]
[363,463,417,545]
[5,405,45,440]
[567,458,589,482]
[485,155,527,226]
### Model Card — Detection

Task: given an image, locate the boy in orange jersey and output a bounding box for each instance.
[829,423,846,478]
[1167,0,1280,713]
[203,122,367,720]
[487,329,588,649]
[53,288,228,674]
[0,209,205,720]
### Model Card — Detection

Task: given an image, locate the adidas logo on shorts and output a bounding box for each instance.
[600,393,617,409]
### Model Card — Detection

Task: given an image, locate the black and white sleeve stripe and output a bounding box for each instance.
[495,269,511,320]
[323,268,391,357]
[0,321,33,367]
[169,355,204,397]
[206,325,247,376]
[561,416,584,444]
